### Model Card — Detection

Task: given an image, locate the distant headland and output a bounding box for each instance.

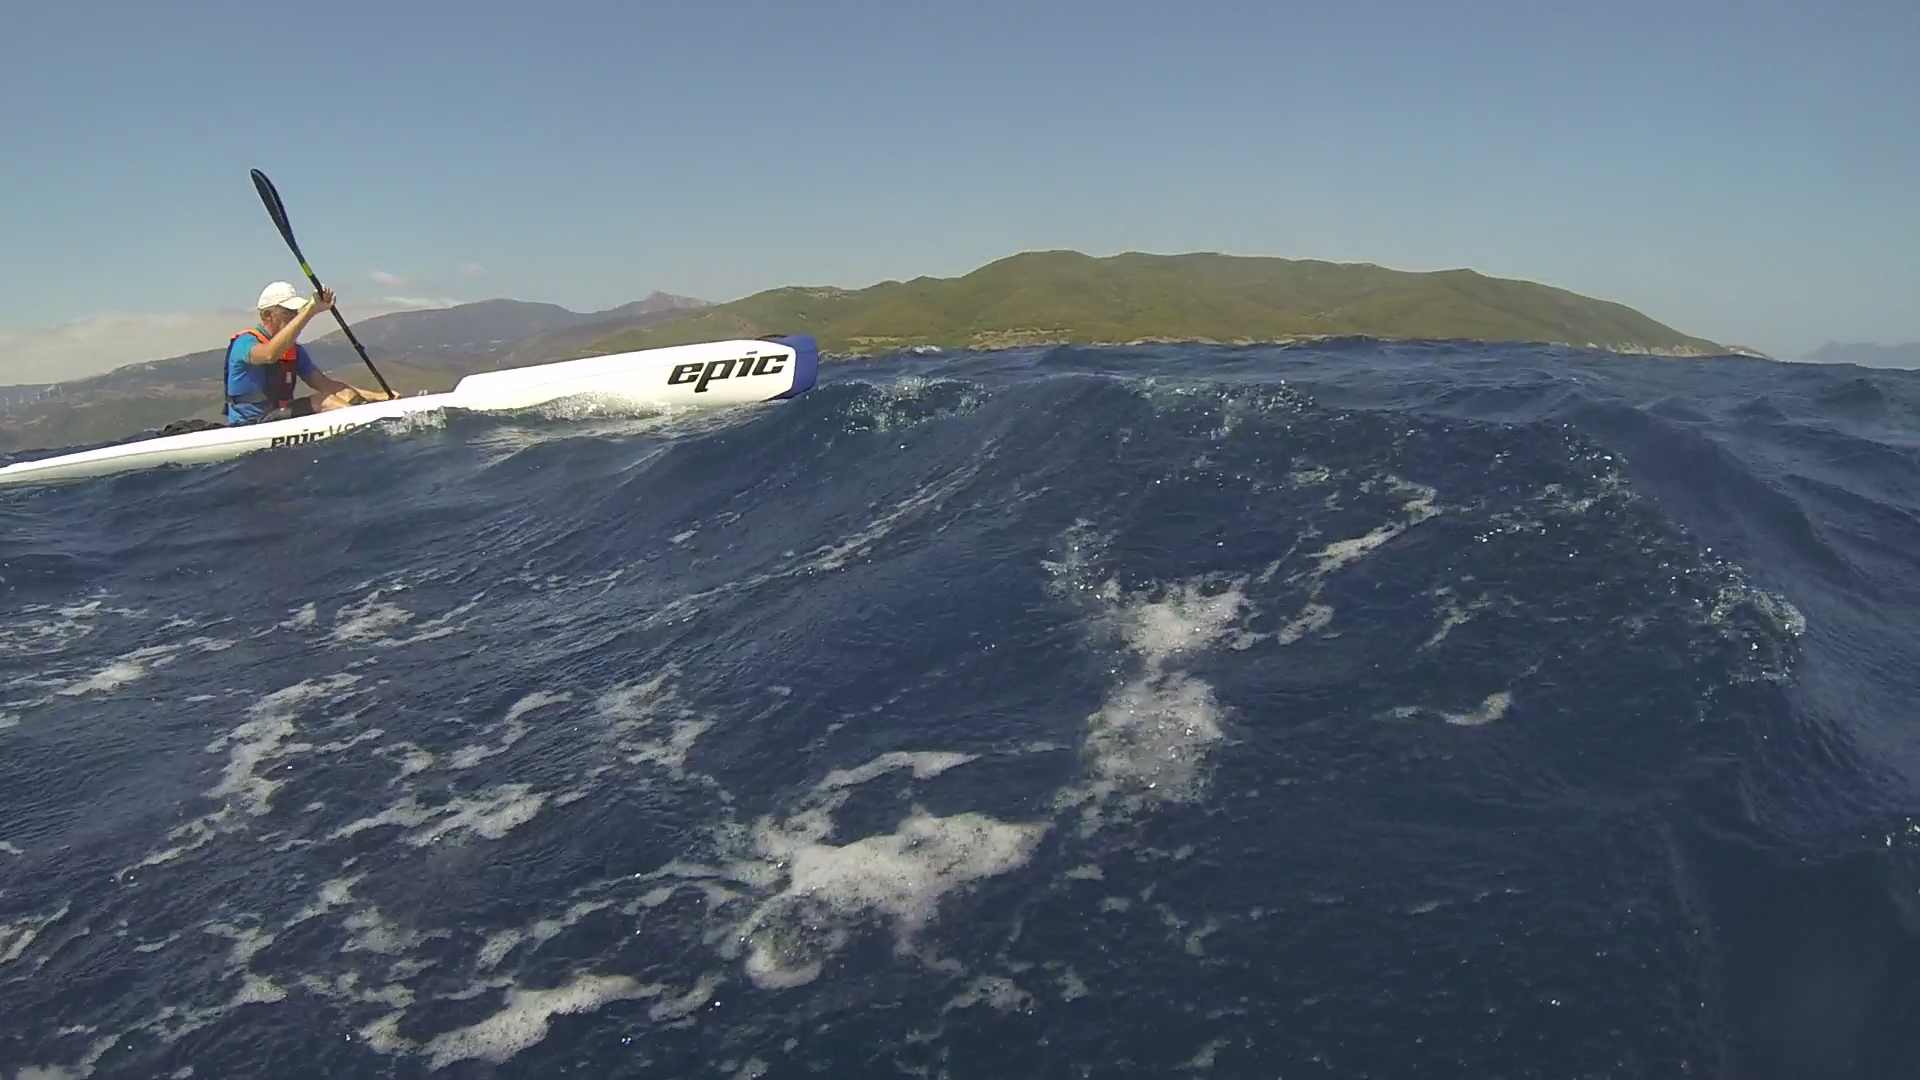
[3,250,1752,454]
[579,250,1730,358]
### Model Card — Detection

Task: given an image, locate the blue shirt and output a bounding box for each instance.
[225,331,316,424]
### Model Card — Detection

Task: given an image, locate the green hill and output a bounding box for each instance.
[0,252,1731,456]
[580,250,1723,357]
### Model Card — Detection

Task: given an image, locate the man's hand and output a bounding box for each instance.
[308,287,335,314]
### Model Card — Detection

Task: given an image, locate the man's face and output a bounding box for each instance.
[261,307,294,334]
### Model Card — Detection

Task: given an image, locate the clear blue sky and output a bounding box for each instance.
[2,0,1914,361]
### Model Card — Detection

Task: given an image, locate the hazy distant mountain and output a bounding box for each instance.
[304,292,708,372]
[0,293,709,453]
[0,292,711,410]
[1806,342,1920,369]
[313,299,590,351]
[0,383,56,413]
[0,350,455,458]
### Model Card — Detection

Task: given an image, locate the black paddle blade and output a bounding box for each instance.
[250,169,305,262]
[244,168,392,397]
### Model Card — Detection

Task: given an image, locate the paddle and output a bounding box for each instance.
[249,168,397,401]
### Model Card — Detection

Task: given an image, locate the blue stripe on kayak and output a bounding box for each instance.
[767,334,819,399]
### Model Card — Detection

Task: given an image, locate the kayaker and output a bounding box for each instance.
[225,282,393,425]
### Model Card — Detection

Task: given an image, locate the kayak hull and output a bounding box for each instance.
[0,335,819,488]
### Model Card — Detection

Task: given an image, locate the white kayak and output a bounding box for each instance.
[0,334,819,488]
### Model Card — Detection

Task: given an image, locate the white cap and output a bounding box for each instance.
[256,281,307,312]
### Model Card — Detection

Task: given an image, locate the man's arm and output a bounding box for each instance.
[302,367,351,396]
[300,361,394,402]
[247,289,333,364]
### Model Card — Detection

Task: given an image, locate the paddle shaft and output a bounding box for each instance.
[250,169,396,400]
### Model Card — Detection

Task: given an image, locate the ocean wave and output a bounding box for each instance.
[1,342,1914,1078]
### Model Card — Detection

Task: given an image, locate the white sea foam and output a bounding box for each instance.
[476,930,523,970]
[1076,671,1226,809]
[1049,964,1090,1001]
[289,873,364,926]
[449,690,568,769]
[1049,570,1247,830]
[0,902,69,967]
[342,905,433,957]
[12,1031,118,1079]
[25,868,445,1075]
[298,970,416,1010]
[842,376,986,433]
[0,596,143,660]
[1385,690,1513,727]
[1270,476,1444,645]
[128,675,364,871]
[1444,691,1512,727]
[1118,582,1245,662]
[598,670,714,778]
[371,740,437,782]
[229,973,287,1006]
[212,674,362,817]
[607,748,1043,991]
[55,645,175,696]
[331,599,414,643]
[1274,602,1334,645]
[818,751,978,790]
[422,974,668,1069]
[1182,1037,1233,1071]
[943,974,1034,1014]
[732,805,1048,989]
[203,921,276,967]
[649,972,722,1023]
[1421,587,1493,650]
[529,901,612,950]
[329,783,549,847]
[54,637,234,696]
[329,590,485,648]
[24,512,1336,1078]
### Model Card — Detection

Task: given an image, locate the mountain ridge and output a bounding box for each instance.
[0,294,708,453]
[580,250,1729,358]
[1,250,1754,454]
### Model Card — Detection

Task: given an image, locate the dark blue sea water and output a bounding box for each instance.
[1,341,1916,1079]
